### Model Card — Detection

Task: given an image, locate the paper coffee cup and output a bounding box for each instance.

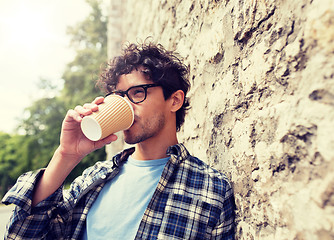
[81,95,134,141]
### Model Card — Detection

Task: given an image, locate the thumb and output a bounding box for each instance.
[94,134,118,150]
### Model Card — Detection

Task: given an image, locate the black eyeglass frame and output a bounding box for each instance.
[106,83,160,104]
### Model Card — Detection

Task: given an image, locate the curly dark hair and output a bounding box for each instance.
[98,42,190,132]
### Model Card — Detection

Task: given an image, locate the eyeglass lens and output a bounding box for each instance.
[108,84,158,104]
[128,86,146,103]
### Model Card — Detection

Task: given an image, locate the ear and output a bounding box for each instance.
[169,90,185,113]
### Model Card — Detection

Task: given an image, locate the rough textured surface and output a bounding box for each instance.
[106,0,334,239]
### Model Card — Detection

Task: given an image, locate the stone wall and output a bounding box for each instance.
[107,0,334,239]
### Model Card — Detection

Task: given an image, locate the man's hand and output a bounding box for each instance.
[58,96,118,165]
[32,96,118,207]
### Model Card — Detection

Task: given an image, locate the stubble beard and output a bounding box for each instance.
[123,113,166,145]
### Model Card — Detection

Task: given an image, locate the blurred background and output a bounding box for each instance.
[0,0,109,201]
[0,0,110,236]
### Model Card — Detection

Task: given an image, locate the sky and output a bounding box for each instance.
[0,0,92,134]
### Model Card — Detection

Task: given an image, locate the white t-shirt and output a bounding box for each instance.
[82,155,169,240]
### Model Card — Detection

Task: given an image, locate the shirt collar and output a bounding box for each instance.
[166,143,190,164]
[113,143,189,167]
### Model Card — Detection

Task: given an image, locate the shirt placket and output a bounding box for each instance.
[135,151,183,239]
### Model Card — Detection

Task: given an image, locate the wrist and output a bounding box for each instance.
[56,145,82,163]
[51,146,82,172]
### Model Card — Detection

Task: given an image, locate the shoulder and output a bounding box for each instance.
[168,143,233,199]
[166,151,235,220]
[82,146,133,175]
[184,155,233,198]
[81,159,114,177]
[72,147,135,188]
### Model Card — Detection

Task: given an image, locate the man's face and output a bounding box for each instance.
[115,69,170,145]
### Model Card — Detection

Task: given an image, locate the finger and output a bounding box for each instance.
[74,105,92,116]
[93,96,104,105]
[104,134,118,143]
[83,103,99,112]
[94,134,118,149]
[66,109,82,122]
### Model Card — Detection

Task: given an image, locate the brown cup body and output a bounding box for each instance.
[81,95,134,141]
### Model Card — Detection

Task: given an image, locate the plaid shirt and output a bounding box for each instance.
[2,144,235,239]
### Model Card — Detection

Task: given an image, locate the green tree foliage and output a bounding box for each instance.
[0,0,108,198]
[0,132,37,197]
[61,0,108,183]
[0,132,20,197]
[62,0,108,107]
[19,96,66,168]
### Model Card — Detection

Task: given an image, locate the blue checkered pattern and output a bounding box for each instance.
[2,144,235,239]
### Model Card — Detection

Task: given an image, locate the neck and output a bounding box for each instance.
[132,130,178,160]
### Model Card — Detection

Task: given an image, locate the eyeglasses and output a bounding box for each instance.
[106,84,160,104]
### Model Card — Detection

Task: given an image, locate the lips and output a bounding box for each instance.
[133,115,140,123]
[127,118,137,130]
[125,115,138,131]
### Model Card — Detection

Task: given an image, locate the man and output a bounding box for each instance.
[3,42,235,239]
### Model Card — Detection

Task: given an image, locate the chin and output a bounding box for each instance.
[123,128,152,145]
[124,136,140,145]
[123,129,138,145]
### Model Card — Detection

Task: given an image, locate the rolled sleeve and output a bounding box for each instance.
[3,170,43,213]
[2,169,65,239]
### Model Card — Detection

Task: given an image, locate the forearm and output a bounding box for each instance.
[30,97,118,206]
[32,146,81,207]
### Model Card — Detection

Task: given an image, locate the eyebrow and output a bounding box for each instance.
[116,84,157,91]
[114,84,141,92]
